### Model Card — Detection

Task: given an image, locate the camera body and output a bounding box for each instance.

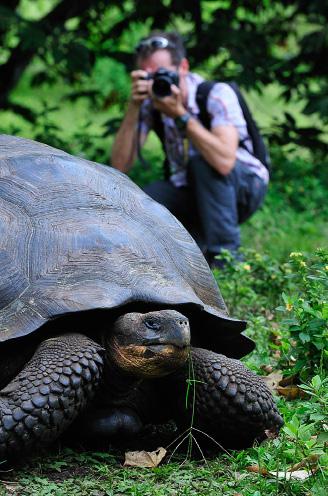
[145,67,179,98]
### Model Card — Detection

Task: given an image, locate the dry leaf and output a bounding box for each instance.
[246,465,269,475]
[246,465,317,481]
[124,447,167,468]
[265,310,274,321]
[0,481,19,494]
[264,428,280,440]
[279,374,297,386]
[261,365,273,374]
[276,385,307,400]
[288,454,319,472]
[269,470,317,480]
[261,371,283,391]
[269,330,282,344]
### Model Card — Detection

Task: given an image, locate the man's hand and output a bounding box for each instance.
[152,85,186,118]
[130,70,152,105]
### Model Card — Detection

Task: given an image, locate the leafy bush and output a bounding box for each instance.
[277,249,328,378]
[213,248,287,316]
[270,147,328,216]
[214,248,328,380]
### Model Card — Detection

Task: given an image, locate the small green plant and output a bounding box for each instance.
[299,375,328,432]
[277,249,328,378]
[213,248,287,316]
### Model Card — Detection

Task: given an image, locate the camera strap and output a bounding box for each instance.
[183,137,189,165]
[136,116,150,170]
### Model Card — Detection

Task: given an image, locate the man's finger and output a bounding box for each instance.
[170,84,180,96]
[131,70,149,81]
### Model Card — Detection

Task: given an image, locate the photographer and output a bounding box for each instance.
[111,32,269,267]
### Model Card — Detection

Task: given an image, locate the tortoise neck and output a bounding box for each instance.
[101,356,143,407]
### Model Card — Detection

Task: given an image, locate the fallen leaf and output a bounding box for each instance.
[269,330,282,344]
[0,481,19,494]
[124,447,167,468]
[276,385,307,400]
[261,364,273,374]
[265,310,274,321]
[269,470,317,480]
[279,374,298,386]
[264,428,280,440]
[261,371,283,391]
[246,465,269,475]
[288,454,319,472]
[245,465,317,481]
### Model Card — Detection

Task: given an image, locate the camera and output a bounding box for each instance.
[144,68,179,98]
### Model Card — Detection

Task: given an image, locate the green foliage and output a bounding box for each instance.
[214,247,328,380]
[277,249,328,378]
[269,148,328,216]
[0,0,328,155]
[213,248,287,316]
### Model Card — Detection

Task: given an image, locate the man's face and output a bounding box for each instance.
[137,49,189,102]
[138,49,177,74]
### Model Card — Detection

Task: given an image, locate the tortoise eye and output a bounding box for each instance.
[144,319,161,331]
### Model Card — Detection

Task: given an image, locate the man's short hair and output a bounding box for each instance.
[135,31,186,66]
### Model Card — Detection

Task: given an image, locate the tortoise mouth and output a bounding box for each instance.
[145,342,189,352]
[110,341,190,378]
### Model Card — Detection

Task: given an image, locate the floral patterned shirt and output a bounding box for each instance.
[139,72,269,187]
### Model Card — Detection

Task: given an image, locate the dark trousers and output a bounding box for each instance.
[144,156,267,261]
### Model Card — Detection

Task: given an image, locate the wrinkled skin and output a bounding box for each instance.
[0,310,283,460]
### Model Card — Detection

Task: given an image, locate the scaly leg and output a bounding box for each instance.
[160,347,283,450]
[0,333,103,460]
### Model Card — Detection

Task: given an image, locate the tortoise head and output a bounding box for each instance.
[106,310,190,378]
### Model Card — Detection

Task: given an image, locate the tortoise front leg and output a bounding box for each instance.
[0,334,103,460]
[165,347,283,450]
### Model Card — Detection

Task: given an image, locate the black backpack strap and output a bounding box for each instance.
[152,108,170,180]
[196,81,216,130]
[196,80,271,171]
[227,82,271,171]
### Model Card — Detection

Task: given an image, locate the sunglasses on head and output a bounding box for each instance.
[135,36,175,53]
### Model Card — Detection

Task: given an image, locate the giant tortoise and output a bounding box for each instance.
[0,135,282,460]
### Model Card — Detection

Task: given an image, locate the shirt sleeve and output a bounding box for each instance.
[138,99,154,135]
[207,83,246,129]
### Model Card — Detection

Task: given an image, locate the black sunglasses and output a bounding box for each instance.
[135,36,175,53]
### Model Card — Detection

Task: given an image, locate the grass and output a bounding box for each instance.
[242,195,328,260]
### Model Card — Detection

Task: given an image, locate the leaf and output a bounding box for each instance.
[270,469,317,480]
[276,385,307,400]
[288,454,319,472]
[261,371,283,391]
[261,364,273,374]
[0,481,19,494]
[246,465,269,475]
[124,447,167,468]
[246,455,319,481]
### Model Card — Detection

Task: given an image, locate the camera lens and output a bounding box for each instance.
[152,69,179,98]
[152,77,171,98]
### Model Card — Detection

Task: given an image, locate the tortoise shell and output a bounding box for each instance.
[0,135,253,358]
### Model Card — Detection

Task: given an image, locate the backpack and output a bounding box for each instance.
[150,80,271,175]
[196,80,271,171]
